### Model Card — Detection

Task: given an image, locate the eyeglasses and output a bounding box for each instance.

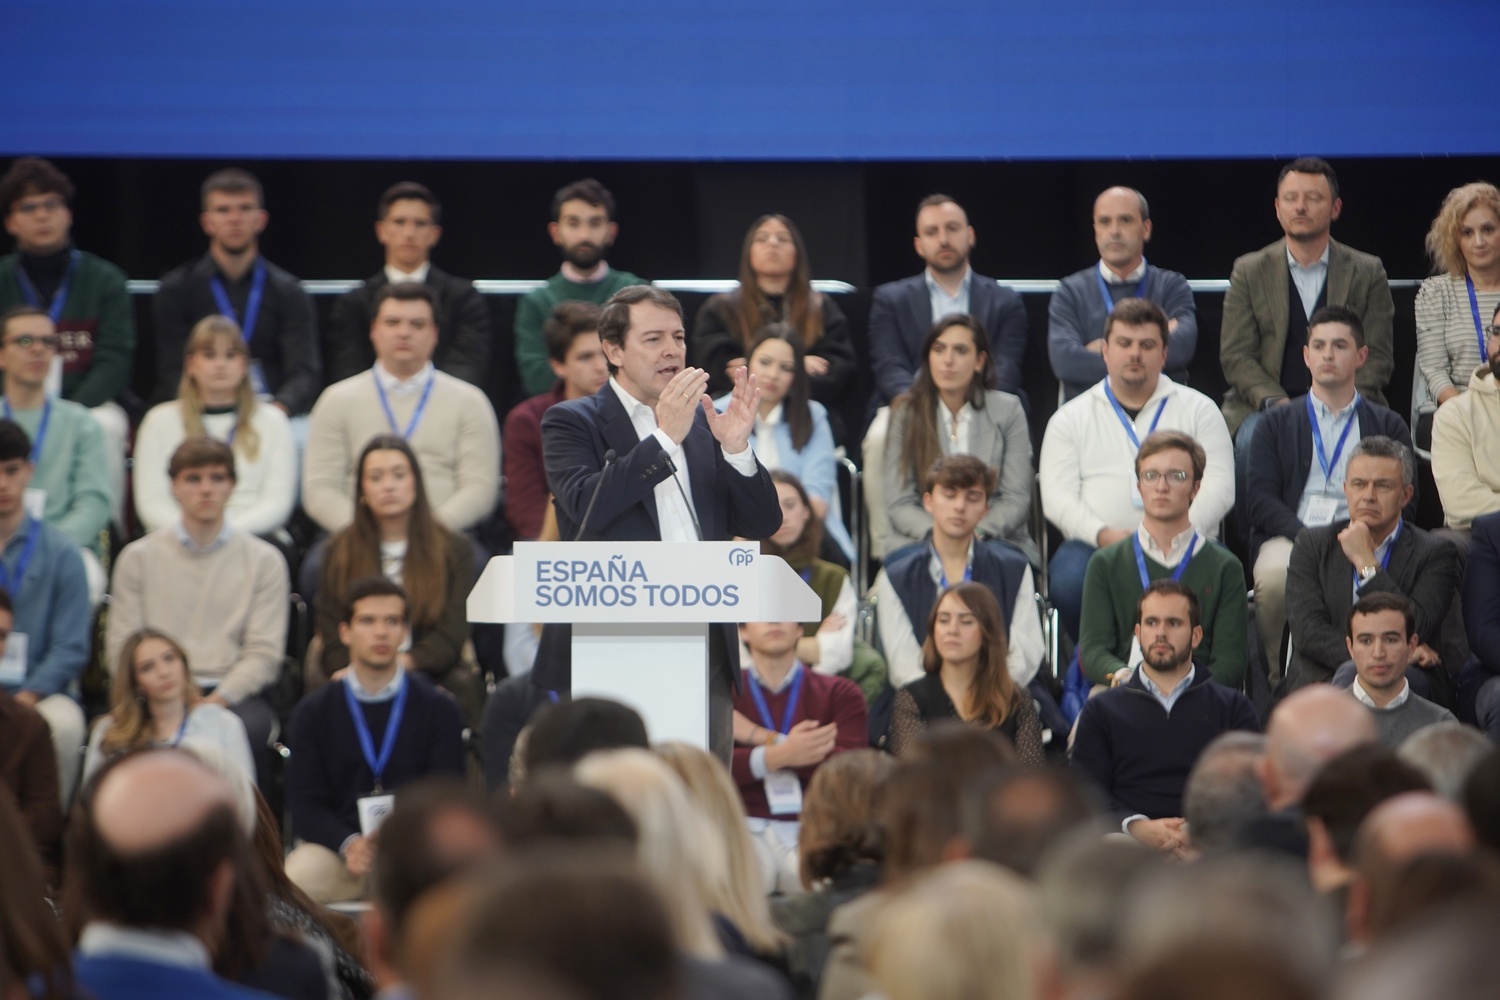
[4,335,61,351]
[1139,469,1191,484]
[1488,325,1500,339]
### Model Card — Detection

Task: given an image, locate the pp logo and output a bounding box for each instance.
[728,547,756,567]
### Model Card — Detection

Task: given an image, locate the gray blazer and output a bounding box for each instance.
[1219,238,1395,436]
[882,389,1037,565]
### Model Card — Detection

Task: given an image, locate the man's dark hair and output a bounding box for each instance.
[922,453,997,496]
[916,193,963,220]
[1302,744,1430,862]
[960,765,1102,877]
[1462,749,1500,855]
[551,178,617,223]
[1,305,48,338]
[523,698,649,775]
[1350,435,1416,491]
[168,436,237,482]
[881,724,1014,878]
[200,168,264,210]
[0,157,75,213]
[1136,579,1201,631]
[339,576,410,625]
[1106,297,1170,342]
[1278,156,1340,201]
[498,773,638,848]
[544,301,603,364]
[596,285,682,375]
[378,181,441,224]
[1307,304,1366,348]
[1347,591,1416,641]
[372,778,498,936]
[0,420,34,464]
[374,280,438,316]
[1135,429,1206,483]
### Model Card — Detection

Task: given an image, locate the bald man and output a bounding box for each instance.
[1345,792,1476,945]
[1047,186,1199,400]
[70,749,276,1000]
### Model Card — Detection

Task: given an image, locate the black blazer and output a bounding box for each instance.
[535,383,782,690]
[1465,512,1500,677]
[867,271,1028,403]
[1285,519,1459,689]
[1245,393,1416,564]
[324,265,491,387]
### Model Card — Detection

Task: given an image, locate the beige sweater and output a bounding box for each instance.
[301,369,501,532]
[105,528,289,704]
[1432,365,1500,529]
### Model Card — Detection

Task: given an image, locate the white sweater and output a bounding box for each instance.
[1039,374,1235,545]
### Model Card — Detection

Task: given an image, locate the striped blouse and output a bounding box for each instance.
[1414,274,1500,399]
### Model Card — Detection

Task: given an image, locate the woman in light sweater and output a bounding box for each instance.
[1416,182,1500,404]
[133,315,297,536]
[83,627,255,785]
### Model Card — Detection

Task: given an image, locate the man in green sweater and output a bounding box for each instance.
[514,179,646,396]
[1079,429,1249,687]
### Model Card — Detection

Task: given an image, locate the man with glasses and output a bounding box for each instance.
[1077,430,1248,687]
[1431,302,1500,554]
[1245,306,1414,680]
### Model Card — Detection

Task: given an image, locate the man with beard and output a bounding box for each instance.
[515,179,646,396]
[1070,580,1260,857]
[155,169,321,426]
[1431,301,1500,553]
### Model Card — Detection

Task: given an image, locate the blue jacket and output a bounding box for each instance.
[1,516,90,698]
[75,955,280,1000]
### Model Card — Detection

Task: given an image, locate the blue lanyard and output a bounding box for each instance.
[546,690,560,704]
[748,666,804,737]
[169,713,189,746]
[1466,275,1490,363]
[1,398,51,464]
[1103,380,1168,450]
[1133,532,1197,589]
[373,368,436,439]
[15,250,79,325]
[342,674,409,793]
[1354,521,1402,590]
[0,520,41,599]
[937,561,973,590]
[1307,393,1360,491]
[209,259,267,344]
[1095,260,1149,314]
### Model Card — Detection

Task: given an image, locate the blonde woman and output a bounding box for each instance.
[133,314,296,535]
[1416,182,1500,404]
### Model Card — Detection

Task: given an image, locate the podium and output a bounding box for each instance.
[468,541,822,748]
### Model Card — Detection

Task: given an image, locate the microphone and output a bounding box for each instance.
[572,449,616,542]
[659,449,703,541]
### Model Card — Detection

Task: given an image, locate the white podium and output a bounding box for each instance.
[468,541,822,748]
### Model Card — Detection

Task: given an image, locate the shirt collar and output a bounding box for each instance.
[375,361,435,395]
[924,266,972,297]
[384,262,431,285]
[1373,520,1403,560]
[1138,664,1196,709]
[608,376,656,423]
[1098,259,1147,284]
[926,539,976,584]
[750,660,803,695]
[1285,243,1331,270]
[173,520,233,554]
[1135,523,1197,564]
[561,261,611,284]
[78,924,212,969]
[760,402,785,428]
[1309,390,1359,420]
[1351,677,1411,710]
[1,515,36,553]
[345,667,407,704]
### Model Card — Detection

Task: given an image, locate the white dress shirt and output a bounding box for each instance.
[1287,243,1331,320]
[926,266,972,323]
[1352,676,1411,710]
[384,262,432,285]
[375,361,435,398]
[937,399,974,454]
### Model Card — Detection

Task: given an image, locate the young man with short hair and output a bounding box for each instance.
[514,179,646,396]
[285,576,466,904]
[325,182,490,386]
[1334,592,1456,748]
[503,300,606,539]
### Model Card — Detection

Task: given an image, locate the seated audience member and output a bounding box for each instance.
[107,438,288,785]
[720,324,855,562]
[1048,186,1198,400]
[1465,511,1500,738]
[284,578,466,904]
[1301,745,1430,899]
[0,306,109,583]
[514,178,646,397]
[1040,298,1233,641]
[0,783,71,996]
[1246,305,1415,674]
[1397,722,1493,801]
[882,314,1035,562]
[0,589,60,879]
[134,315,297,537]
[504,301,606,540]
[153,168,320,417]
[874,454,1044,695]
[67,749,274,1000]
[1462,748,1500,854]
[498,771,639,846]
[958,766,1103,877]
[1079,430,1249,687]
[303,282,500,534]
[1332,593,1457,747]
[729,621,867,828]
[0,157,134,518]
[327,182,489,386]
[1343,792,1476,947]
[1285,436,1459,691]
[1414,181,1500,407]
[1238,684,1380,857]
[84,629,255,787]
[1431,300,1500,548]
[0,419,89,807]
[762,472,859,680]
[888,582,1045,762]
[1181,731,1268,857]
[694,214,854,407]
[315,435,474,704]
[479,673,558,794]
[522,697,650,779]
[1071,580,1260,855]
[771,750,893,1000]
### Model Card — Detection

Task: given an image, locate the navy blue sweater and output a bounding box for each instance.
[1070,666,1260,821]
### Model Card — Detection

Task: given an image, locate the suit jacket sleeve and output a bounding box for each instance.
[1160,271,1200,372]
[543,402,678,538]
[1464,517,1500,674]
[985,286,1029,396]
[439,277,492,387]
[721,447,783,541]
[1286,528,1349,674]
[1046,278,1108,388]
[325,288,372,386]
[1391,534,1459,653]
[869,284,916,402]
[273,284,322,416]
[1351,256,1396,403]
[1246,406,1305,541]
[882,403,930,545]
[1220,253,1285,408]
[977,395,1033,541]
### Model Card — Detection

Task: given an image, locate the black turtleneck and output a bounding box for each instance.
[18,243,76,304]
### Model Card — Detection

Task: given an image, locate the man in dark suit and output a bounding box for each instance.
[1285,436,1459,692]
[540,284,782,760]
[324,182,490,387]
[1463,511,1500,738]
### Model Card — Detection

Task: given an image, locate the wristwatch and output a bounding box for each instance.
[1358,564,1378,585]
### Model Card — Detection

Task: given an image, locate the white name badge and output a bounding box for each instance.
[1304,495,1339,528]
[0,631,30,686]
[22,488,46,521]
[357,793,396,836]
[765,769,804,816]
[1130,478,1144,509]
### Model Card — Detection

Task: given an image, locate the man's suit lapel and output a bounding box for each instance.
[1263,242,1291,370]
[596,387,661,535]
[969,272,992,322]
[1325,240,1351,312]
[969,398,997,463]
[904,278,933,356]
[683,422,716,539]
